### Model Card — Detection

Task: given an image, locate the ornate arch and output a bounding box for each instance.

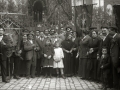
[32,0,45,9]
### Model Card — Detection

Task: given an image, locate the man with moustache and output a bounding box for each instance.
[97,26,113,89]
[24,32,39,79]
[97,26,112,57]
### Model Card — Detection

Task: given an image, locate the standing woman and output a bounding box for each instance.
[78,30,91,79]
[87,30,101,80]
[19,33,28,76]
[61,33,74,77]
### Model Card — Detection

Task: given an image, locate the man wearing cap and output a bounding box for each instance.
[0,26,10,83]
[109,26,120,90]
[24,32,39,79]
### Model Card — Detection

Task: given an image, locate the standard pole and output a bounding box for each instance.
[83,0,84,5]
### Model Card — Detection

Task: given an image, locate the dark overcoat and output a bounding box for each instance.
[42,44,54,67]
[100,54,110,78]
[78,35,91,78]
[110,34,120,89]
[24,40,38,61]
[98,35,112,56]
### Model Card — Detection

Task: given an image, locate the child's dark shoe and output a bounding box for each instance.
[62,75,66,79]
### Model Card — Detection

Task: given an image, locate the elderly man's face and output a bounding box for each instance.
[0,28,4,36]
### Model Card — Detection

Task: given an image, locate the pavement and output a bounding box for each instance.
[0,76,102,90]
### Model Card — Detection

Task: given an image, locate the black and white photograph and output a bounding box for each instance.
[0,0,120,90]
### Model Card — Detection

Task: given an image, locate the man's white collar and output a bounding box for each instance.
[113,33,117,38]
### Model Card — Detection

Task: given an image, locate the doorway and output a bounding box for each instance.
[33,0,43,22]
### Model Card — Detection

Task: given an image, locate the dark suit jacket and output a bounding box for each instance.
[89,37,101,59]
[20,40,27,60]
[24,40,37,61]
[100,54,110,70]
[0,35,13,61]
[100,54,111,77]
[98,34,112,56]
[110,34,120,68]
[36,38,45,55]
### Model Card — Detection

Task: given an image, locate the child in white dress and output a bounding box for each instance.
[53,41,66,79]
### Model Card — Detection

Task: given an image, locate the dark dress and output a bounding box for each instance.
[19,40,27,75]
[88,37,101,79]
[61,39,74,76]
[78,35,91,78]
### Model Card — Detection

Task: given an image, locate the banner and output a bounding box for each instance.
[113,5,120,33]
[74,5,93,36]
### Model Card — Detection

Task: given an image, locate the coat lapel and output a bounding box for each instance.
[111,34,118,49]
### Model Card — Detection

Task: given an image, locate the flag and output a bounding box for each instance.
[74,5,93,37]
[113,5,120,33]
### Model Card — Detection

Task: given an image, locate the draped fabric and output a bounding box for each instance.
[113,5,120,33]
[74,5,93,37]
[47,0,72,24]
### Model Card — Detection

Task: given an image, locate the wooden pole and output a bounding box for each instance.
[83,0,84,5]
[73,0,77,37]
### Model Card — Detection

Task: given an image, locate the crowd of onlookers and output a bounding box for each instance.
[0,25,120,90]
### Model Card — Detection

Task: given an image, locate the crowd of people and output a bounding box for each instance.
[0,25,120,90]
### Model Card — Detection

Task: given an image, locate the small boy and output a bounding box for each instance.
[100,47,110,90]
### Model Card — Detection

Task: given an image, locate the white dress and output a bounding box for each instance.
[53,47,64,68]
